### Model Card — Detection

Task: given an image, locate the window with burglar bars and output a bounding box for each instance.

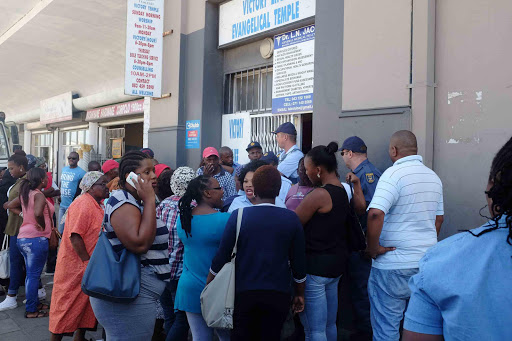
[251,114,301,155]
[224,66,273,114]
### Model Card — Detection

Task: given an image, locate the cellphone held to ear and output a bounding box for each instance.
[126,171,144,188]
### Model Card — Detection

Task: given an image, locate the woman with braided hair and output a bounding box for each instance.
[403,136,512,341]
[90,151,171,341]
[174,175,231,341]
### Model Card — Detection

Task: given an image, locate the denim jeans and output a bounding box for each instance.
[58,206,67,235]
[17,237,48,312]
[8,234,25,295]
[300,274,341,341]
[347,251,372,334]
[367,267,419,341]
[186,312,230,341]
[160,279,189,341]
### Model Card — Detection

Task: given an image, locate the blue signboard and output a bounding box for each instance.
[185,120,200,149]
[272,24,315,114]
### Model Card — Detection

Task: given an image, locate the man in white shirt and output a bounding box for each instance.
[366,130,444,341]
[273,122,304,184]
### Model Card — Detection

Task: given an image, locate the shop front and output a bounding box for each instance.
[85,99,145,162]
[217,0,315,164]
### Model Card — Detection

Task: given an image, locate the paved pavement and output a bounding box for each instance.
[0,274,104,341]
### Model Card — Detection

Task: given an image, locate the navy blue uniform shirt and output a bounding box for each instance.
[353,159,382,204]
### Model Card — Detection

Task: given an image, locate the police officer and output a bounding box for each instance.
[272,122,304,184]
[339,136,382,341]
[246,141,263,162]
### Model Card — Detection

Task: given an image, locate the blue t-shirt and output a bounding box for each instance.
[404,215,512,340]
[59,166,86,208]
[174,212,230,313]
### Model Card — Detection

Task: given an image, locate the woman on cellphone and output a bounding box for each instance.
[90,151,171,341]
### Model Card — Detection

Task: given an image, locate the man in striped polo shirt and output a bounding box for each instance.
[366,130,444,341]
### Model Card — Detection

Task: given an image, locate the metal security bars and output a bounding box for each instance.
[224,66,273,114]
[251,114,301,155]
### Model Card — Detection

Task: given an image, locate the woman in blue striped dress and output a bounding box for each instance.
[90,151,171,341]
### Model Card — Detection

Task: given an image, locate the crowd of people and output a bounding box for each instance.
[0,121,510,341]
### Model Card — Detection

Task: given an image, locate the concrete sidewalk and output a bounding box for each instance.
[0,275,104,341]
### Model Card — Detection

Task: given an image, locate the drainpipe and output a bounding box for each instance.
[410,0,436,168]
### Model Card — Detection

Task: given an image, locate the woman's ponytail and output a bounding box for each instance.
[178,175,211,238]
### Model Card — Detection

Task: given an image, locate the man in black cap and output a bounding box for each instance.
[273,122,303,184]
[339,136,382,341]
[246,141,263,162]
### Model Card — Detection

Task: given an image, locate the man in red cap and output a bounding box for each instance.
[101,159,120,193]
[196,147,236,201]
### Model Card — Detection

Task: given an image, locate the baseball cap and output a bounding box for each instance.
[202,147,219,158]
[272,122,297,135]
[140,148,155,158]
[260,151,279,165]
[246,141,262,151]
[340,136,368,153]
[155,164,171,178]
[101,159,119,174]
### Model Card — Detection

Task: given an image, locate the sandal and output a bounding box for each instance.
[25,310,49,318]
[37,303,50,310]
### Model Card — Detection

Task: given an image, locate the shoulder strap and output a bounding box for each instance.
[1,234,9,251]
[232,207,243,257]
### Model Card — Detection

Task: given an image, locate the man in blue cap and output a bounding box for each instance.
[340,136,382,340]
[246,141,263,161]
[273,122,303,184]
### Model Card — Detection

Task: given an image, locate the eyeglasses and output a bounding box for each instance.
[68,157,78,160]
[209,187,223,191]
[340,150,351,156]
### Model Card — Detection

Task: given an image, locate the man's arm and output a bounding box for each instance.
[402,330,443,341]
[366,208,395,259]
[435,215,444,236]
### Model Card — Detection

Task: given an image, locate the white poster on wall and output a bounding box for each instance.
[221,112,252,165]
[125,0,164,98]
[272,24,315,114]
[219,0,315,46]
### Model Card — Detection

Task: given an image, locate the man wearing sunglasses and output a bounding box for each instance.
[58,151,86,234]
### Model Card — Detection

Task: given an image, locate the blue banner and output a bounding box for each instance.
[185,120,200,149]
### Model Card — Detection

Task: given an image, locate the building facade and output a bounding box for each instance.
[1,0,511,238]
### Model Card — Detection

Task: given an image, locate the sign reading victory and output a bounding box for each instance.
[219,0,315,46]
[272,24,315,114]
[222,113,252,165]
[125,0,164,98]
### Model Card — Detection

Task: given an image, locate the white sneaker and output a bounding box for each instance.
[0,296,18,311]
[23,288,46,304]
[38,287,46,300]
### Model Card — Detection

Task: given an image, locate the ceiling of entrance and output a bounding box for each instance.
[0,0,127,119]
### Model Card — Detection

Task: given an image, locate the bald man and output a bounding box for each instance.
[365,130,444,341]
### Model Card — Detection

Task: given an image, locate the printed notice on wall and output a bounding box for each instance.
[186,120,201,149]
[125,0,164,98]
[272,24,315,114]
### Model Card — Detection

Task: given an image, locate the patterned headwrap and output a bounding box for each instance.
[79,171,104,195]
[60,171,103,225]
[34,157,46,168]
[170,167,196,197]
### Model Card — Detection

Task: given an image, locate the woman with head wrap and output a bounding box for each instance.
[157,167,195,340]
[49,172,110,341]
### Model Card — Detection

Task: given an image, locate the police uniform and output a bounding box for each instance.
[272,122,304,184]
[353,159,382,208]
[339,136,383,339]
